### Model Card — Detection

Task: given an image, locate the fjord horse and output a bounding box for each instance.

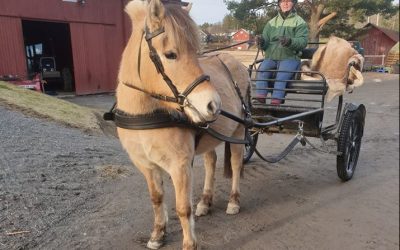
[116,1,250,249]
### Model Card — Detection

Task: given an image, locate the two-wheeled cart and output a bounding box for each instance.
[241,52,366,181]
[104,44,366,182]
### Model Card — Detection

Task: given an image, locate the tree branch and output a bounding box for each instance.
[318,12,337,30]
[316,4,325,17]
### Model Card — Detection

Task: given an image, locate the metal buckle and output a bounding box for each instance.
[178,94,187,107]
[198,123,210,129]
[296,121,304,139]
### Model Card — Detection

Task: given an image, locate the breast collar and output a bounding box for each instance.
[103,52,251,146]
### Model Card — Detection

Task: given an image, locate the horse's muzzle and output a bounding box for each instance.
[207,100,221,118]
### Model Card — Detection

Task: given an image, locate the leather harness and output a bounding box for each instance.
[104,22,251,145]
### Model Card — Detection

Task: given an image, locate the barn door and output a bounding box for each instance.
[70,23,112,95]
[0,16,26,77]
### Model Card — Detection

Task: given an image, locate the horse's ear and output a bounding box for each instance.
[182,2,193,13]
[148,0,165,29]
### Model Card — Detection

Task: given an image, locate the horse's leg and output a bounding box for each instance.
[226,129,244,215]
[167,161,197,250]
[195,150,217,216]
[137,165,167,249]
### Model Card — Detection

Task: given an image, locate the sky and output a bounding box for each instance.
[188,0,230,25]
[186,0,399,25]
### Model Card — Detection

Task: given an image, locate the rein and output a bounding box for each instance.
[105,23,252,145]
[200,40,251,55]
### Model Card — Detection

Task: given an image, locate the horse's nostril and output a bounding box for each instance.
[207,101,220,115]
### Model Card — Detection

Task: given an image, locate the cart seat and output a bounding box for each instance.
[248,51,327,137]
[300,48,318,60]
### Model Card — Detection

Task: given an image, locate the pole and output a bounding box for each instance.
[377,14,380,26]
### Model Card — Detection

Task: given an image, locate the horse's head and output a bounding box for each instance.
[121,0,221,124]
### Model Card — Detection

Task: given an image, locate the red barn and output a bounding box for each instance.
[232,29,250,50]
[0,0,131,95]
[352,23,399,66]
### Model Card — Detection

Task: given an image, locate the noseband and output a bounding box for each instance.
[123,24,210,111]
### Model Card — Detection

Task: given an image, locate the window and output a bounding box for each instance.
[25,43,43,76]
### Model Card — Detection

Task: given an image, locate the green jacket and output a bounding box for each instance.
[261,11,309,60]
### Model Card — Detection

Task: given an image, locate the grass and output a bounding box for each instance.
[0,81,100,132]
[0,51,261,135]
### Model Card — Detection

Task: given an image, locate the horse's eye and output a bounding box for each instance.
[164,52,178,60]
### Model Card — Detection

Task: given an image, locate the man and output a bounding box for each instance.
[256,0,308,105]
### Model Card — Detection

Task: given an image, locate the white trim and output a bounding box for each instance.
[365,55,386,65]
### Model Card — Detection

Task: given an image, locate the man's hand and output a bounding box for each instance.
[279,36,291,47]
[256,36,265,48]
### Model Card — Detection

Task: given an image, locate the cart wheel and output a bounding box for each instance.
[337,109,364,181]
[243,130,258,164]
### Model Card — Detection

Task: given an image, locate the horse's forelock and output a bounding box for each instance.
[163,5,200,54]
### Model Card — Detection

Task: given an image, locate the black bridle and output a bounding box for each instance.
[104,23,252,145]
[123,24,210,111]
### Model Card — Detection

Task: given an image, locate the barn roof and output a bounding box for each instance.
[362,23,399,42]
[232,28,250,37]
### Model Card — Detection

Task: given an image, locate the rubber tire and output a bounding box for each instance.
[243,131,258,164]
[337,109,364,181]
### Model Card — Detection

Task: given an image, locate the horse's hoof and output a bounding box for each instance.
[147,239,163,249]
[226,202,240,215]
[195,204,209,217]
[183,241,198,250]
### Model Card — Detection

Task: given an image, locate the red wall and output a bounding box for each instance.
[0,0,131,94]
[232,29,250,50]
[0,16,26,77]
[360,28,397,65]
[0,0,119,26]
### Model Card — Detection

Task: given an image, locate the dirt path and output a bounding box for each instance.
[0,73,398,250]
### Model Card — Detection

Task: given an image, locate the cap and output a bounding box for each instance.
[161,0,189,6]
[278,0,297,4]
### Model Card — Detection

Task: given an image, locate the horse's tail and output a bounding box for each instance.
[224,142,232,178]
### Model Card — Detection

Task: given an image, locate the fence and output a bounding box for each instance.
[364,55,386,71]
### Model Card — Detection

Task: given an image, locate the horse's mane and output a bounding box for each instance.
[163,4,200,53]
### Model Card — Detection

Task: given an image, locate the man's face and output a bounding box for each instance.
[279,0,294,12]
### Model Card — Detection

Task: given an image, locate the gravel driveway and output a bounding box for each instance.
[0,106,132,249]
[0,73,398,250]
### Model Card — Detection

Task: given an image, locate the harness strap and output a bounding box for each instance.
[145,27,165,41]
[180,75,210,99]
[142,25,211,108]
[254,136,301,163]
[137,33,145,81]
[122,74,210,105]
[104,106,250,144]
[203,127,250,144]
[215,55,251,117]
[145,26,182,101]
[113,109,197,130]
[122,82,178,103]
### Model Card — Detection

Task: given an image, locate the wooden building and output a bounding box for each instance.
[352,23,399,66]
[0,0,131,95]
[231,29,251,50]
